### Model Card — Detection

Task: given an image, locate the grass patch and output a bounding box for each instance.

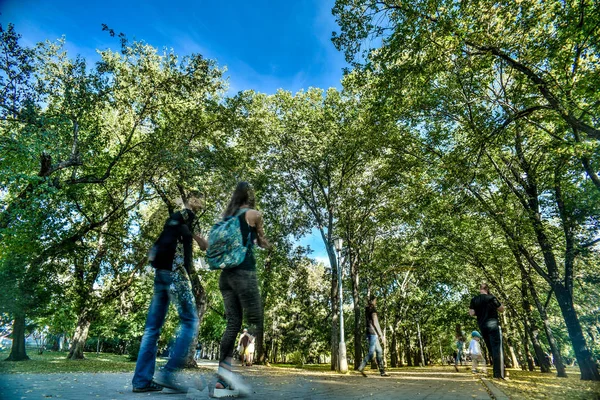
[270,363,332,372]
[493,368,600,400]
[0,351,166,374]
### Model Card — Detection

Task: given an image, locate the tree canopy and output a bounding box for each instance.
[1,0,599,382]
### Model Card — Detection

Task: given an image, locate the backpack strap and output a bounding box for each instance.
[235,207,250,217]
[235,208,253,248]
[223,208,250,221]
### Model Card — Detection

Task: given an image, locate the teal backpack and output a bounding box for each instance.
[206,208,251,270]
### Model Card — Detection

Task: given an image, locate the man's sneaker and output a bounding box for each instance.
[357,363,367,377]
[155,369,187,393]
[380,372,390,377]
[193,375,209,391]
[187,387,208,399]
[132,381,163,393]
[217,367,251,396]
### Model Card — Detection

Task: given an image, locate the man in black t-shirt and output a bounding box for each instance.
[469,283,506,379]
[132,192,208,393]
[357,296,389,377]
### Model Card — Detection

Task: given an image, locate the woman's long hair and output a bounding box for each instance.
[366,295,377,313]
[223,181,255,217]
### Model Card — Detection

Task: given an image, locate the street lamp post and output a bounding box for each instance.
[333,237,348,373]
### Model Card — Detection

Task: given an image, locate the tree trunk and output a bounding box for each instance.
[67,313,91,360]
[183,302,203,367]
[381,308,387,368]
[405,332,412,367]
[6,313,29,361]
[519,162,596,380]
[417,322,425,367]
[183,269,207,368]
[329,249,339,371]
[530,324,550,372]
[522,327,535,371]
[413,349,420,367]
[514,325,528,371]
[255,256,274,365]
[502,313,520,369]
[350,254,362,370]
[553,284,600,380]
[263,337,271,363]
[527,279,567,377]
[514,250,567,376]
[398,333,405,367]
[391,330,398,368]
[520,272,549,372]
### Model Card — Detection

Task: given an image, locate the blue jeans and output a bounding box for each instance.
[132,268,198,388]
[359,334,384,373]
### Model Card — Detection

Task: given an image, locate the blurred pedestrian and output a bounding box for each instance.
[469,283,506,379]
[357,296,389,377]
[132,191,207,393]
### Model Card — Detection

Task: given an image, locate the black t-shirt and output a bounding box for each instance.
[151,209,195,273]
[470,294,502,327]
[365,306,378,335]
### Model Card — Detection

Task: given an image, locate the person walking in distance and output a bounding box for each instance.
[132,191,208,393]
[454,324,466,372]
[469,283,506,379]
[211,182,271,398]
[238,328,250,365]
[357,296,389,377]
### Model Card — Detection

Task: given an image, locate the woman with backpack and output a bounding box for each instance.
[210,182,271,398]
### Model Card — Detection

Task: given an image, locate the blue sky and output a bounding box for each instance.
[2,0,335,261]
[2,0,347,95]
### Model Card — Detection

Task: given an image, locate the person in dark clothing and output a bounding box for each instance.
[357,296,389,377]
[454,324,466,371]
[212,182,271,398]
[469,283,506,379]
[132,192,208,393]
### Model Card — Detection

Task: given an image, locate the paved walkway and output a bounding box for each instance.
[0,363,492,400]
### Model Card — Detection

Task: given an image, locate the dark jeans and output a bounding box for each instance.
[219,269,263,363]
[132,269,198,388]
[480,319,504,378]
[455,341,464,366]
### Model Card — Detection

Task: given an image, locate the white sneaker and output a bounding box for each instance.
[211,386,240,398]
[217,367,251,396]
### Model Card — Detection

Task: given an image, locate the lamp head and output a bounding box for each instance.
[333,237,343,251]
